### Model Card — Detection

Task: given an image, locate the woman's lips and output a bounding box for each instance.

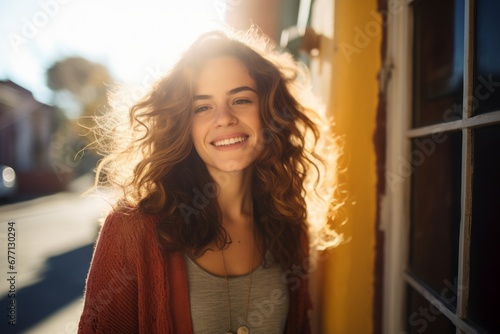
[211,135,249,147]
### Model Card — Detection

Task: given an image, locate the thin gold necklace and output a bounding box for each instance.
[221,221,254,334]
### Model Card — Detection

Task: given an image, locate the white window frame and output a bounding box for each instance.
[381,1,412,332]
[382,0,500,333]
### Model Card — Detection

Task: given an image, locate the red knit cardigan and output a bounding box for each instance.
[78,210,312,333]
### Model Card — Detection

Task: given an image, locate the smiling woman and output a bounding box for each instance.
[78,28,341,334]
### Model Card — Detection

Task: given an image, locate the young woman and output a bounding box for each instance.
[78,29,339,334]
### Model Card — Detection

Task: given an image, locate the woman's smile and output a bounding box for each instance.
[211,135,249,147]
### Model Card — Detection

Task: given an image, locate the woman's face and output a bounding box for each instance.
[191,56,264,175]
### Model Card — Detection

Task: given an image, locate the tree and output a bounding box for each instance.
[46,56,114,175]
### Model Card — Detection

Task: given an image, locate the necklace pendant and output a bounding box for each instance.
[237,325,249,334]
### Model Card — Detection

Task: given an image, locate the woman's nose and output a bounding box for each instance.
[213,105,237,127]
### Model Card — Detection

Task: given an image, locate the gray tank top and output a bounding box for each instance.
[184,253,289,334]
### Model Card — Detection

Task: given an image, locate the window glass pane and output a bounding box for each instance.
[468,125,500,332]
[409,131,462,301]
[405,286,456,334]
[474,0,500,115]
[412,0,464,127]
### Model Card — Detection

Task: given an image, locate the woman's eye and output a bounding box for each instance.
[194,105,210,113]
[234,99,251,105]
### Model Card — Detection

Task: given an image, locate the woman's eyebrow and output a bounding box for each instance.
[227,86,257,95]
[193,86,257,101]
[193,94,212,101]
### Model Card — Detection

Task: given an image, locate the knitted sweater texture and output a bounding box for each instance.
[78,210,312,333]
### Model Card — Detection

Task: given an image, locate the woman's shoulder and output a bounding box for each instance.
[98,206,161,245]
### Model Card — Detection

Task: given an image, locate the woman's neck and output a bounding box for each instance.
[209,167,254,226]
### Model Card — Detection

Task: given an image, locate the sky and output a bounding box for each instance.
[0,0,229,105]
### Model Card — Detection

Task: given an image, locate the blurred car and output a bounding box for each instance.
[0,165,17,198]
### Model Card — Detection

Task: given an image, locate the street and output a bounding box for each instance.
[0,174,111,334]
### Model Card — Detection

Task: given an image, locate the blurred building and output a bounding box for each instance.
[227,0,500,333]
[0,80,69,195]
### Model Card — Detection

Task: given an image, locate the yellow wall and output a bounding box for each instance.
[321,0,381,333]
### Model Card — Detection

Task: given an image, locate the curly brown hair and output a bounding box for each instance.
[95,29,341,269]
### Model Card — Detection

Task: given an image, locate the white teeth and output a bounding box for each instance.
[213,136,247,147]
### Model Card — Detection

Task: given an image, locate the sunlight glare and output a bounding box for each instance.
[96,0,226,85]
[0,0,228,104]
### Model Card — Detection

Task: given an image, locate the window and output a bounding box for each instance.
[385,0,500,333]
